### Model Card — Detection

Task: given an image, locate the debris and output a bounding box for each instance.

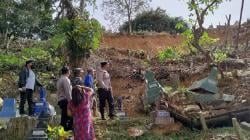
[232,118,245,140]
[184,105,201,112]
[151,123,182,135]
[189,66,218,94]
[223,94,235,102]
[240,122,250,131]
[127,127,144,137]
[221,58,247,70]
[188,66,220,103]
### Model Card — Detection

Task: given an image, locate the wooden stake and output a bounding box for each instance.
[232,118,245,140]
[199,114,208,130]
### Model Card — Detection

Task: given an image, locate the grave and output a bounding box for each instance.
[145,71,165,104]
[0,98,19,118]
[188,66,220,103]
[34,88,56,117]
[151,110,174,125]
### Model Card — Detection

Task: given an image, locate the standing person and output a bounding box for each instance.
[71,68,84,87]
[84,68,96,89]
[84,68,97,117]
[57,66,73,131]
[67,86,95,140]
[97,62,115,120]
[18,60,43,116]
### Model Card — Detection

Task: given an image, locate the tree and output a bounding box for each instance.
[186,0,227,62]
[54,0,96,19]
[119,7,188,34]
[55,0,102,66]
[0,0,54,40]
[235,0,244,50]
[102,0,151,34]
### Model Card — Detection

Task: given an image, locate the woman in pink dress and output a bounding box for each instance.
[68,86,95,140]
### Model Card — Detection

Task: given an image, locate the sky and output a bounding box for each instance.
[87,0,250,30]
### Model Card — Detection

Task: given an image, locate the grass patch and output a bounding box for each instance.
[94,116,249,140]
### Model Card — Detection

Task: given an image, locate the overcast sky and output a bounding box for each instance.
[87,0,250,30]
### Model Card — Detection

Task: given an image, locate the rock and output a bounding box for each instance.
[151,123,182,135]
[127,127,144,137]
[184,105,201,112]
[220,58,247,71]
[240,122,250,131]
[238,70,250,77]
[223,94,235,102]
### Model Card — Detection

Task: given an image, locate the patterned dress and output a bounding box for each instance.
[68,92,95,140]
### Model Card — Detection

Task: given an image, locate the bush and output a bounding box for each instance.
[0,53,21,71]
[158,48,181,62]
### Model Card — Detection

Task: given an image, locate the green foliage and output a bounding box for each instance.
[0,0,54,39]
[47,125,72,140]
[0,44,62,71]
[180,28,218,54]
[21,47,51,61]
[120,7,188,34]
[213,50,227,63]
[59,17,102,60]
[143,104,152,114]
[158,48,181,62]
[199,32,218,47]
[183,0,228,60]
[49,34,65,49]
[0,53,21,70]
[187,0,224,16]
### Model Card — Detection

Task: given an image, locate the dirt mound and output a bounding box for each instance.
[101,34,183,55]
[150,55,209,87]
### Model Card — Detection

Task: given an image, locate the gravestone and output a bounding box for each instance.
[151,110,174,125]
[0,98,19,118]
[145,71,165,104]
[188,66,220,103]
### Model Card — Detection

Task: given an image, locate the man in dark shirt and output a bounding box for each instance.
[18,60,43,116]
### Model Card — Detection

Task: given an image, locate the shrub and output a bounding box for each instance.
[158,48,181,62]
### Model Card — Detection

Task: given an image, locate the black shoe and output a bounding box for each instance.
[101,117,106,120]
[109,114,117,119]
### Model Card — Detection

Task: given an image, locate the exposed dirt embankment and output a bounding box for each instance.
[101,34,183,54]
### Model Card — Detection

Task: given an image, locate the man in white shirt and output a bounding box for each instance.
[57,66,73,131]
[18,60,43,116]
[97,61,115,120]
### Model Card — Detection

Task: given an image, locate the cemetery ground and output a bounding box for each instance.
[0,33,250,139]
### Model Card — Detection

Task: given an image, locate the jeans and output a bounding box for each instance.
[98,88,114,119]
[19,89,34,116]
[58,99,73,131]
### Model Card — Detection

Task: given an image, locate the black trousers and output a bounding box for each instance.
[58,99,73,131]
[98,88,114,118]
[19,89,34,115]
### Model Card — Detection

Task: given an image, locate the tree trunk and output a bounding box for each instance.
[235,0,244,50]
[128,13,132,35]
[61,0,77,19]
[79,0,85,16]
[224,14,231,48]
